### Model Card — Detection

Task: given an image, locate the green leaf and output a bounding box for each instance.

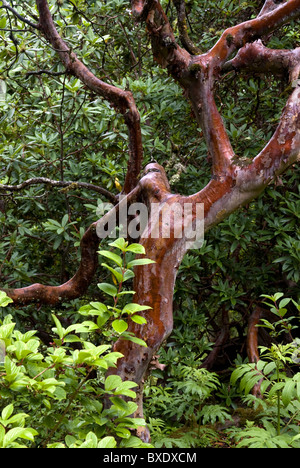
[279,298,291,309]
[274,292,284,302]
[112,319,128,334]
[122,303,152,315]
[1,404,14,422]
[98,250,123,267]
[110,396,131,412]
[105,375,123,392]
[122,332,147,347]
[282,379,296,406]
[130,315,147,325]
[3,427,38,447]
[0,322,15,340]
[101,263,123,283]
[51,315,64,339]
[98,283,118,297]
[127,258,156,268]
[0,425,5,445]
[4,356,19,382]
[123,269,135,282]
[109,238,128,251]
[124,243,145,254]
[61,214,69,227]
[98,436,117,448]
[0,291,13,308]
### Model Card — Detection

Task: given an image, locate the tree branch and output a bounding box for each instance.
[35,0,143,194]
[0,177,118,204]
[204,0,300,68]
[1,186,141,305]
[0,0,40,29]
[172,0,202,55]
[223,41,300,83]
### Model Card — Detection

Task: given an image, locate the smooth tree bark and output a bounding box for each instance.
[1,0,299,441]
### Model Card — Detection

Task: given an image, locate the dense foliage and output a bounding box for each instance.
[0,0,299,448]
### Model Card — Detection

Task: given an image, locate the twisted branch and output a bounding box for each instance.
[0,178,118,203]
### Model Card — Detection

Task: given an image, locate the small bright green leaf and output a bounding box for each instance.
[109,238,128,251]
[122,303,152,315]
[112,319,128,334]
[127,258,156,268]
[51,315,64,339]
[130,315,147,325]
[1,404,14,421]
[98,436,117,448]
[105,374,123,391]
[0,292,13,308]
[98,250,123,267]
[124,243,145,254]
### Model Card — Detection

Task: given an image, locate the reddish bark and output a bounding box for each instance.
[1,0,299,442]
[247,307,264,398]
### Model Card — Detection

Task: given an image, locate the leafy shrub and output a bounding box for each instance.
[229,294,300,448]
[0,240,154,448]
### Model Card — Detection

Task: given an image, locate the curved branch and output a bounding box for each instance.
[0,0,39,29]
[259,0,286,17]
[173,0,202,55]
[223,41,300,83]
[136,0,190,76]
[205,0,300,68]
[0,178,118,203]
[35,0,143,193]
[1,221,100,306]
[0,186,141,306]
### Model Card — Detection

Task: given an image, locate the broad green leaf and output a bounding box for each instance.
[98,283,118,297]
[0,323,15,340]
[279,298,291,309]
[115,424,131,439]
[4,356,19,382]
[122,303,151,315]
[98,436,117,448]
[112,319,128,334]
[98,250,123,267]
[282,379,296,406]
[105,374,123,391]
[97,312,111,328]
[110,396,130,412]
[61,214,69,227]
[109,238,128,251]
[123,243,145,254]
[3,427,38,447]
[101,263,123,283]
[122,332,147,348]
[130,315,147,325]
[0,292,13,308]
[123,269,135,282]
[1,404,14,422]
